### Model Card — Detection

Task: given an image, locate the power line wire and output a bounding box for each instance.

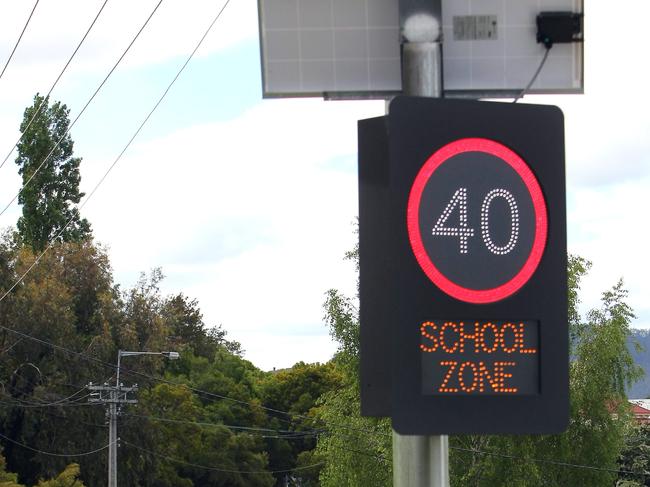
[0,0,40,81]
[0,0,110,171]
[0,397,103,409]
[123,440,325,475]
[0,390,92,408]
[0,431,111,458]
[31,406,108,429]
[0,331,642,478]
[4,321,639,476]
[450,446,649,477]
[0,321,378,441]
[123,412,323,438]
[2,377,92,406]
[0,0,230,304]
[0,0,163,220]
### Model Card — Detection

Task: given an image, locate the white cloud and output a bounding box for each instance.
[568,179,650,327]
[0,0,257,75]
[81,98,383,368]
[0,0,258,134]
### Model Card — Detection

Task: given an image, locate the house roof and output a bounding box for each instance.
[629,399,650,414]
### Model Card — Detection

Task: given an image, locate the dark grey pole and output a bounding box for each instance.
[393,1,449,486]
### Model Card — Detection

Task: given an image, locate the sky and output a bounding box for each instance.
[0,1,649,371]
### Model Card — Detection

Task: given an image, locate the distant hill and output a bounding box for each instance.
[628,329,650,398]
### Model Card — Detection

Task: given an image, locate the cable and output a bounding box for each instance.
[450,446,649,477]
[0,323,377,441]
[123,440,324,475]
[0,0,110,172]
[0,338,23,355]
[31,406,108,429]
[512,46,551,103]
[123,412,323,439]
[0,397,103,409]
[0,0,164,220]
[0,0,40,81]
[0,391,92,408]
[0,0,229,304]
[3,381,90,406]
[0,320,393,447]
[0,431,111,458]
[121,414,384,463]
[0,330,641,479]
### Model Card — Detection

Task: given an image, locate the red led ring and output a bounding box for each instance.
[407,138,548,304]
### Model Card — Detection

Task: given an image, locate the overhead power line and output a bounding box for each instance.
[0,431,111,458]
[0,321,372,440]
[0,0,110,172]
[123,440,325,475]
[0,0,164,220]
[2,325,638,477]
[450,446,649,478]
[123,412,323,439]
[0,391,93,409]
[0,0,230,305]
[0,0,40,82]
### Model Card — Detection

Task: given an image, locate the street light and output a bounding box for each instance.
[115,349,180,388]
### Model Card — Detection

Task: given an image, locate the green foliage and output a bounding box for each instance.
[35,464,85,487]
[15,94,91,251]
[617,423,650,486]
[294,449,325,487]
[162,293,242,360]
[0,450,24,486]
[314,285,392,487]
[0,232,303,486]
[315,386,392,487]
[259,362,343,484]
[0,451,83,487]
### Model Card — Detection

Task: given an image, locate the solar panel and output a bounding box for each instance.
[258,0,583,99]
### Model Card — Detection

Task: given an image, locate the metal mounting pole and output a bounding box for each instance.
[393,1,449,486]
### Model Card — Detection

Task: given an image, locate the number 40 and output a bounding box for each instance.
[432,187,520,255]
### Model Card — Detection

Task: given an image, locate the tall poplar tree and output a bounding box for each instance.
[15,93,91,251]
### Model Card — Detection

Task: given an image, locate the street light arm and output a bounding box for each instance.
[116,350,180,387]
[119,351,166,358]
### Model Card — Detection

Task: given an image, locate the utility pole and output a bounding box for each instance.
[88,350,179,487]
[88,381,138,487]
[392,1,449,487]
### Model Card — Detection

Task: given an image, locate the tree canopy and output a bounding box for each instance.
[15,94,91,251]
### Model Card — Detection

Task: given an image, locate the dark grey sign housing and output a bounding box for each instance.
[358,96,568,434]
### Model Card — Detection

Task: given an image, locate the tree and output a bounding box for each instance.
[36,464,86,487]
[15,93,91,251]
[162,294,242,360]
[259,361,342,484]
[0,449,23,486]
[313,289,392,487]
[617,422,650,486]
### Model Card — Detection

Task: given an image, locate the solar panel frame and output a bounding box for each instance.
[258,0,583,99]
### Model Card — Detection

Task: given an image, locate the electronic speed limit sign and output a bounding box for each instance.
[358,97,568,434]
[407,137,547,304]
